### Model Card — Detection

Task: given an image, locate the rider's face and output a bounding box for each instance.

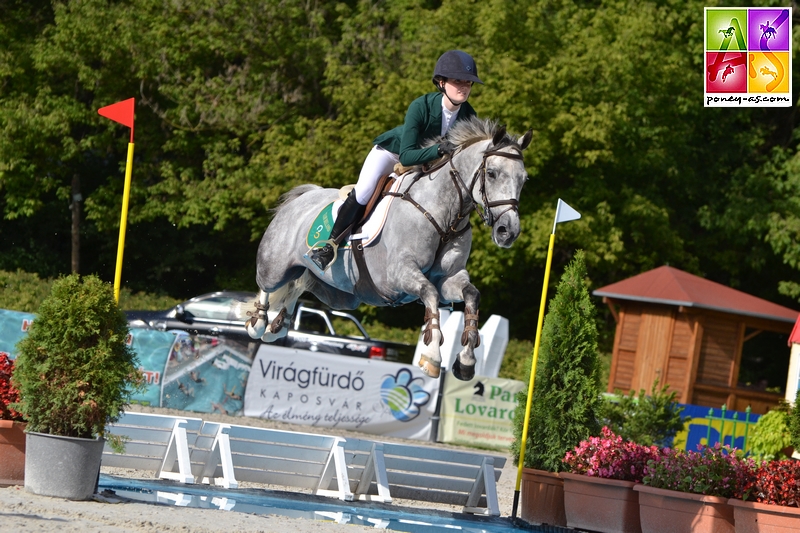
[442,78,472,107]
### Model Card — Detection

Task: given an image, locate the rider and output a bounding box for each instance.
[303,50,483,275]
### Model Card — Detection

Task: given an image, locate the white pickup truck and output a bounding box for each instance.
[125,291,414,363]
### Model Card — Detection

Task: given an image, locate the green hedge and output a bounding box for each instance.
[0,269,179,313]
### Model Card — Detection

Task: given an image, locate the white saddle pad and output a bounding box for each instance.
[333,174,405,247]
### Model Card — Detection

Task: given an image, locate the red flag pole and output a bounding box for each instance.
[98,98,135,302]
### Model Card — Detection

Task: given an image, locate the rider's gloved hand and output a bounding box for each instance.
[437,141,456,157]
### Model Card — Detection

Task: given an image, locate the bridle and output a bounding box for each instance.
[385,143,524,243]
[455,146,524,227]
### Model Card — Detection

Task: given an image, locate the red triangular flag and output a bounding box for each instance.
[98,98,135,141]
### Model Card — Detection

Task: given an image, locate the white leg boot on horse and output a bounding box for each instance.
[242,276,310,343]
[440,275,481,381]
[418,308,444,378]
[244,290,269,340]
[453,306,480,381]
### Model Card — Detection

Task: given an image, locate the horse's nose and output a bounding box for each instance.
[492,210,521,248]
[492,219,520,248]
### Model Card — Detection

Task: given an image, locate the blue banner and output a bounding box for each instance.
[0,309,35,358]
[128,328,255,415]
[673,403,760,453]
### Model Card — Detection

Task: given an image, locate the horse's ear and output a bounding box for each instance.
[518,129,533,151]
[492,125,507,147]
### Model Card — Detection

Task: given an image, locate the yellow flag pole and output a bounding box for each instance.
[113,142,134,303]
[511,231,555,519]
[510,198,580,520]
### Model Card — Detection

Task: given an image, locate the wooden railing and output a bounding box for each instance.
[692,383,783,415]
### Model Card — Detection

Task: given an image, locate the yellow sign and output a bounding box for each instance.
[439,373,525,451]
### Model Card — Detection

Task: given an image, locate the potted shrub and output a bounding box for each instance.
[511,251,603,526]
[561,426,664,533]
[730,459,800,532]
[0,352,26,486]
[12,273,144,500]
[601,378,686,448]
[636,444,753,533]
[748,404,793,461]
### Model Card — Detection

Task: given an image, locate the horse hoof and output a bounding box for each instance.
[246,320,266,340]
[418,355,441,378]
[452,359,475,381]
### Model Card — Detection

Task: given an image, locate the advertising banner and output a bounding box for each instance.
[439,373,525,451]
[673,403,761,453]
[0,309,35,358]
[244,345,439,440]
[128,328,254,415]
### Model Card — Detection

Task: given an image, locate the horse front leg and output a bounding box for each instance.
[397,270,444,378]
[418,305,445,378]
[440,272,480,381]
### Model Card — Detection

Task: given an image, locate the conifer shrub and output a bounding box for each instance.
[789,389,800,453]
[511,251,603,472]
[11,274,144,448]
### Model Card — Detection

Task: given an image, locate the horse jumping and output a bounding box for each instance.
[241,117,532,381]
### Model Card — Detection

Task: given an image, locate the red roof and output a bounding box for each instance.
[593,266,799,325]
[791,315,800,345]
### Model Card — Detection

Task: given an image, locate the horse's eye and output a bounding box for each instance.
[487,169,496,179]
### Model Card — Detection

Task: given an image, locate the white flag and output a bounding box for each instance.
[552,199,581,233]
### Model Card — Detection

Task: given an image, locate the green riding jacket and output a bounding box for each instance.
[373,92,477,167]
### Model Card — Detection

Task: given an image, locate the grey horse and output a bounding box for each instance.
[241,117,532,381]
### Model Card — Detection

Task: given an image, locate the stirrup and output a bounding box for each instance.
[302,239,338,275]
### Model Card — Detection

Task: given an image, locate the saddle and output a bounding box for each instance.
[354,173,395,231]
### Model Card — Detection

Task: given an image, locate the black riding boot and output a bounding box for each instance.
[304,191,366,274]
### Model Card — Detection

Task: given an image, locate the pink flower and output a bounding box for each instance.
[562,427,664,482]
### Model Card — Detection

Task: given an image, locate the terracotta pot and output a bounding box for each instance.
[728,498,800,533]
[519,468,566,527]
[0,420,27,486]
[634,484,734,533]
[561,471,642,533]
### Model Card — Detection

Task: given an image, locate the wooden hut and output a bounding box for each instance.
[786,315,800,405]
[594,266,799,414]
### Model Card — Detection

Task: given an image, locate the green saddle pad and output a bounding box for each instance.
[306,202,352,249]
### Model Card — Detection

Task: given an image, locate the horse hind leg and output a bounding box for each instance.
[243,290,269,340]
[261,273,310,343]
[452,306,479,381]
[418,307,444,378]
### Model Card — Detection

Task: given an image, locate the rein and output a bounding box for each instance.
[385,144,524,242]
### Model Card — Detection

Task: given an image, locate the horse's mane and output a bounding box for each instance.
[270,184,321,216]
[423,116,519,150]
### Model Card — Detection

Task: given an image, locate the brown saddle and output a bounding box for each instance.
[354,173,395,230]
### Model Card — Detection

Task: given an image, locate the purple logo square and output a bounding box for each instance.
[748,9,790,51]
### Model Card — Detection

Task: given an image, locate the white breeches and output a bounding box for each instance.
[354,145,400,205]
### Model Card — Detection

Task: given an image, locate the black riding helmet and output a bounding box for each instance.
[432,50,484,89]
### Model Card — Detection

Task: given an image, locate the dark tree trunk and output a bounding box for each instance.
[71,174,81,274]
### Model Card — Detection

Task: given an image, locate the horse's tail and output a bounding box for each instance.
[232,298,258,321]
[270,184,322,216]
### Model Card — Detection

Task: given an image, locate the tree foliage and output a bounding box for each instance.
[12,273,144,441]
[1,0,799,338]
[601,380,686,448]
[511,250,603,471]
